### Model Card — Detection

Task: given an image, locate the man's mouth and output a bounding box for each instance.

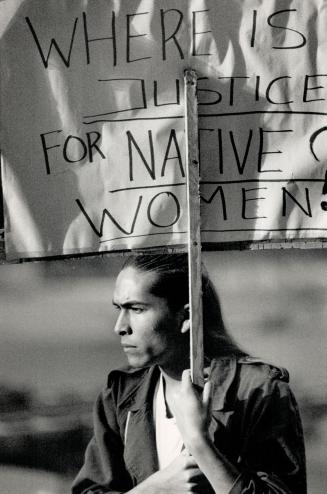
[121,343,137,350]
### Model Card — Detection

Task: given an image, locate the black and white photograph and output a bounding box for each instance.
[0,1,326,493]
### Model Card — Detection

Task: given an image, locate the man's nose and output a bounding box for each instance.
[114,309,131,336]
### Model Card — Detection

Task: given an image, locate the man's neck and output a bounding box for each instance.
[158,346,189,381]
[160,367,182,386]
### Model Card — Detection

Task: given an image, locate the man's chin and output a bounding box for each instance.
[125,354,149,369]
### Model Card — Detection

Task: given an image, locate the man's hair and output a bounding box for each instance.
[122,254,244,359]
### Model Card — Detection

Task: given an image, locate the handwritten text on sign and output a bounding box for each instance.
[0,0,326,259]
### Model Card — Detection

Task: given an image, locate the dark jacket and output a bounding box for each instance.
[72,356,306,494]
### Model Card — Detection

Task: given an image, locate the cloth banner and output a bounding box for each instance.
[1,0,327,259]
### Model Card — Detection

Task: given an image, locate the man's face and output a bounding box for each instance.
[112,266,186,369]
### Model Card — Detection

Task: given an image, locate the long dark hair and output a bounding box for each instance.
[121,254,244,359]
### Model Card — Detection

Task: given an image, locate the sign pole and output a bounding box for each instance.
[184,69,204,388]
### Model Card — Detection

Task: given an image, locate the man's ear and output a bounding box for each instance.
[180,303,190,334]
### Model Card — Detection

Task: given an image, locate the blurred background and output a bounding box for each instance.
[0,249,326,493]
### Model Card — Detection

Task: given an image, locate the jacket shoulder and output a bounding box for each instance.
[237,356,290,383]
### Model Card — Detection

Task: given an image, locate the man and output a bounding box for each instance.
[72,254,306,494]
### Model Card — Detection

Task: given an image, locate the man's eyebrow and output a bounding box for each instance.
[112,300,149,307]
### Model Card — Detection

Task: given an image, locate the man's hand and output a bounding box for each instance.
[169,370,212,450]
[146,450,209,493]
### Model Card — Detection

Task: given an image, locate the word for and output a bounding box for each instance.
[40,130,105,175]
[26,8,308,69]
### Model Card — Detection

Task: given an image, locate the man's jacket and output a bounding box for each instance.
[72,356,306,494]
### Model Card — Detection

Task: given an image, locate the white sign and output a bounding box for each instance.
[1,0,326,259]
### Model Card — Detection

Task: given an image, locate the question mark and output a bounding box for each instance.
[310,126,327,211]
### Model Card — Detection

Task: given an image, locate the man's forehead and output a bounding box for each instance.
[113,267,159,302]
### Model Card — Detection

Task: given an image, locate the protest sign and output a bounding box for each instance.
[0,0,326,259]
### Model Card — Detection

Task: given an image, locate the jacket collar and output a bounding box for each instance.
[128,366,160,412]
[119,356,237,413]
[122,366,160,481]
[209,356,237,411]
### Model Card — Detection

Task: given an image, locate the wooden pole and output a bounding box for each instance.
[184,69,204,387]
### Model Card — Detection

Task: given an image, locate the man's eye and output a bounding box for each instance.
[131,307,144,313]
[113,305,121,311]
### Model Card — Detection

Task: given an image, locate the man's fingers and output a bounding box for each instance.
[202,380,212,410]
[181,369,192,389]
[181,369,202,398]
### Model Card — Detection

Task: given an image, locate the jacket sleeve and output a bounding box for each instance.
[72,380,133,494]
[228,374,306,494]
